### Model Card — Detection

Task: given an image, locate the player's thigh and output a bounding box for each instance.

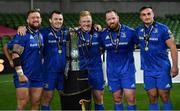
[29,80,43,102]
[16,87,29,101]
[30,87,43,102]
[14,78,30,101]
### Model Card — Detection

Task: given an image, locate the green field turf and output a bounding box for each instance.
[0,74,180,110]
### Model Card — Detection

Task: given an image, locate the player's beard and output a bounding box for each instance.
[28,22,41,30]
[108,22,119,31]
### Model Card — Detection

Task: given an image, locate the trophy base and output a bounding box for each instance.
[61,70,91,110]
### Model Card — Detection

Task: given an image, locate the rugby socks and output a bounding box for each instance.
[163,101,172,110]
[41,105,50,110]
[95,104,104,110]
[114,103,123,110]
[149,103,160,110]
[127,104,136,110]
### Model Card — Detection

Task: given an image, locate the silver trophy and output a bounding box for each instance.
[71,48,79,70]
[65,29,80,75]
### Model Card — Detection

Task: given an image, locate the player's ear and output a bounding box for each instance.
[79,20,81,26]
[49,19,52,23]
[26,19,29,23]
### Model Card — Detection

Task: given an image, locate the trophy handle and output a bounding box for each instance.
[79,99,91,111]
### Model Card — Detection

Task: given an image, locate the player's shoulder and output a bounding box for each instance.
[135,24,143,32]
[101,27,108,33]
[121,24,135,32]
[14,33,27,39]
[40,27,50,33]
[61,26,69,32]
[154,22,169,31]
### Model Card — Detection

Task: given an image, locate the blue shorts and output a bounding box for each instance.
[88,69,105,91]
[43,72,64,91]
[14,78,44,88]
[108,73,136,93]
[144,71,172,90]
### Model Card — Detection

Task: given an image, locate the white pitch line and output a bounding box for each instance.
[0,80,13,84]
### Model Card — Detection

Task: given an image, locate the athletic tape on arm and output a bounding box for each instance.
[13,44,24,55]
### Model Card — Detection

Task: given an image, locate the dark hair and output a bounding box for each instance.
[139,6,153,13]
[105,9,118,18]
[49,10,63,19]
[27,8,41,18]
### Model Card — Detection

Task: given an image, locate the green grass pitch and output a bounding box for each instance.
[0,74,180,110]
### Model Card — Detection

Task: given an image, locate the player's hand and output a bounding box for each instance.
[94,24,102,32]
[17,26,27,36]
[18,75,28,83]
[171,66,179,78]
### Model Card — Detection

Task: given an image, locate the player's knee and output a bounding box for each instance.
[94,95,103,104]
[31,98,41,106]
[17,97,29,110]
[113,94,123,103]
[160,94,170,102]
[43,93,53,102]
[148,93,158,103]
[93,90,104,104]
[19,95,29,104]
[127,95,136,105]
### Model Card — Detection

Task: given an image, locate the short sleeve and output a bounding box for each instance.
[162,26,172,42]
[12,34,26,48]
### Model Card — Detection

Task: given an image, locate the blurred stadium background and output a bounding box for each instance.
[0,0,179,110]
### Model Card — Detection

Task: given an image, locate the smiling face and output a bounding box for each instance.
[79,11,92,32]
[49,13,63,30]
[105,11,119,30]
[140,8,154,26]
[79,15,92,32]
[27,11,42,30]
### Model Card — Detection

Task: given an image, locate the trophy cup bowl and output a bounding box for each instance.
[71,48,79,60]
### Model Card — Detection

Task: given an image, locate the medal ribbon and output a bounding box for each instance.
[108,25,121,52]
[79,29,93,55]
[27,26,43,52]
[143,24,154,51]
[51,27,64,53]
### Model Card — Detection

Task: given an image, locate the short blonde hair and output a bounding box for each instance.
[79,10,91,17]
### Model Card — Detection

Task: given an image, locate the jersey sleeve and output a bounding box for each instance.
[12,34,26,48]
[7,37,15,50]
[162,25,172,42]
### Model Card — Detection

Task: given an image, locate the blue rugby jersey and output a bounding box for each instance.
[40,27,69,72]
[12,30,44,81]
[100,24,138,79]
[76,28,103,70]
[135,22,172,73]
[7,37,15,50]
